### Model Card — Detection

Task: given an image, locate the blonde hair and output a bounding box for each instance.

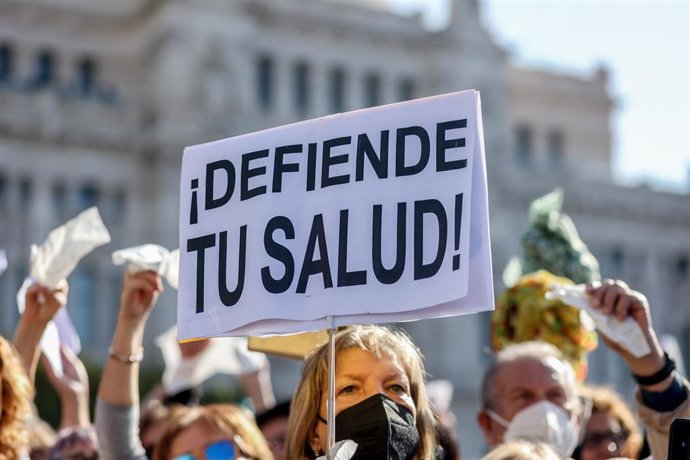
[285,325,437,460]
[0,336,33,459]
[579,385,642,458]
[481,440,560,460]
[152,404,273,460]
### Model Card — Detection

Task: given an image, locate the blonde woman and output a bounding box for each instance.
[285,325,438,460]
[153,404,272,460]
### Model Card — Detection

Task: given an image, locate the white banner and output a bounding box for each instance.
[178,90,493,339]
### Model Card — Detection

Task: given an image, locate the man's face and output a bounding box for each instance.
[261,416,289,460]
[478,357,575,446]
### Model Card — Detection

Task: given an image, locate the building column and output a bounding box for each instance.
[28,174,53,244]
[275,55,292,123]
[312,61,329,117]
[645,250,664,330]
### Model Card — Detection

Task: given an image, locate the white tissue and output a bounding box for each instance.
[315,440,358,460]
[0,249,7,277]
[546,284,651,358]
[112,244,179,288]
[18,208,111,377]
[155,326,268,395]
[30,207,111,288]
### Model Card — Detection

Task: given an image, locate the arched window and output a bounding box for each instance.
[397,77,415,101]
[364,72,381,107]
[33,49,56,87]
[676,255,689,281]
[0,43,13,83]
[293,61,310,115]
[71,265,97,345]
[547,129,564,168]
[78,57,97,97]
[515,124,533,164]
[78,184,99,210]
[329,67,346,113]
[256,54,274,111]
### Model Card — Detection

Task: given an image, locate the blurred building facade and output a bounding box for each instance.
[0,0,688,457]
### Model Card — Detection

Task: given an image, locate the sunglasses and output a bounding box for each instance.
[172,439,236,460]
[581,430,629,450]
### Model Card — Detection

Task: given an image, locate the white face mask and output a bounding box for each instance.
[486,400,579,459]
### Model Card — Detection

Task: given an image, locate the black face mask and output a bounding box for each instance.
[320,393,421,460]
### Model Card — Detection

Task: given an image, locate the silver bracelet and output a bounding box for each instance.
[108,346,144,364]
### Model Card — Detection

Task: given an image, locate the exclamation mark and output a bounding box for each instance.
[452,193,463,271]
[190,178,199,225]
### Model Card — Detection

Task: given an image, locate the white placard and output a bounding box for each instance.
[178,90,493,339]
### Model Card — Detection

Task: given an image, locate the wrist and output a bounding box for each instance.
[117,312,148,330]
[108,346,144,364]
[624,339,665,374]
[17,313,50,335]
[631,352,676,390]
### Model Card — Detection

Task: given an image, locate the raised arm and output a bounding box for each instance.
[98,270,162,406]
[13,280,68,385]
[95,270,162,460]
[587,279,689,458]
[43,346,91,429]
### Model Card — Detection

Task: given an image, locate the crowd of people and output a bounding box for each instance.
[0,265,688,459]
[0,190,689,460]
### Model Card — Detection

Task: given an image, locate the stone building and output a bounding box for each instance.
[0,0,688,457]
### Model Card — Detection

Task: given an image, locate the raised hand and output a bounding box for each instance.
[44,346,90,401]
[118,270,163,324]
[43,346,91,428]
[586,279,666,384]
[24,279,69,325]
[14,279,69,383]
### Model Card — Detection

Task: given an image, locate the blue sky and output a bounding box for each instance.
[389,0,690,191]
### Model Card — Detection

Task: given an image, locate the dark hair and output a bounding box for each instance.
[436,422,460,460]
[256,400,291,429]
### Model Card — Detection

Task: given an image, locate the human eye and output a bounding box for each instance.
[510,390,531,402]
[388,383,407,394]
[339,385,356,395]
[547,389,567,404]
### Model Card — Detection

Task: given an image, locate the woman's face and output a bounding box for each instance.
[311,348,416,453]
[169,420,246,460]
[579,410,628,460]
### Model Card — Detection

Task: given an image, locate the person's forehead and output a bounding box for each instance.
[336,347,406,375]
[495,356,570,390]
[587,410,623,433]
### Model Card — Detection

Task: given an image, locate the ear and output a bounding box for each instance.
[477,409,502,447]
[309,422,324,456]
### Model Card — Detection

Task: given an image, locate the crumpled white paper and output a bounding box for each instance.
[30,207,111,288]
[155,326,268,395]
[112,244,179,289]
[0,249,7,277]
[546,284,651,358]
[315,440,358,460]
[17,207,111,377]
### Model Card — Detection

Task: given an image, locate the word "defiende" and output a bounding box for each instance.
[188,119,468,224]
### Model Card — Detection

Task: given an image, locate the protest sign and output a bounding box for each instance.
[178,90,493,340]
